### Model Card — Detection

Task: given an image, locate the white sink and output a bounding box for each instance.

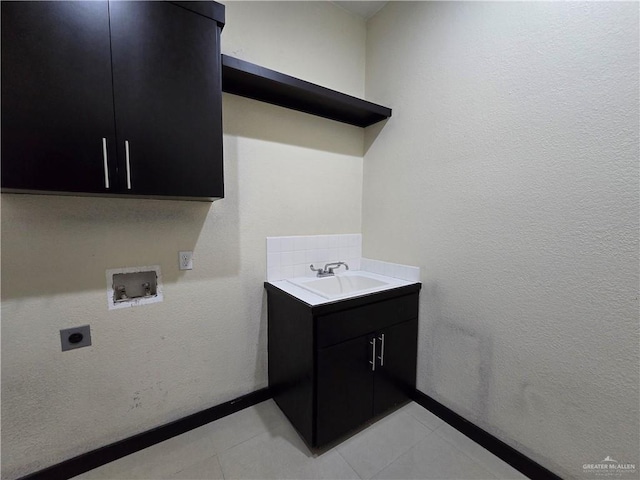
[287,273,390,300]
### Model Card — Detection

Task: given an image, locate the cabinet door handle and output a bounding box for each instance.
[102,138,110,189]
[124,140,132,189]
[370,338,376,371]
[378,333,385,367]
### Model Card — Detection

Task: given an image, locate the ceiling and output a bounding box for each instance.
[331,1,388,20]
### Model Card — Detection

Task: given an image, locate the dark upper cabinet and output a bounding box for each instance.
[109,2,223,199]
[1,1,117,194]
[1,1,224,201]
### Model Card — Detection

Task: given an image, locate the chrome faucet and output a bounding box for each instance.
[310,262,349,277]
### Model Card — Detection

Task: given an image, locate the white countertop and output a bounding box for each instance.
[266,270,417,306]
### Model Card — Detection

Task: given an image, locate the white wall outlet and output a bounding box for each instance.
[179,251,193,270]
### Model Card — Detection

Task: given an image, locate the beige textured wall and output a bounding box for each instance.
[0,3,365,478]
[363,2,639,478]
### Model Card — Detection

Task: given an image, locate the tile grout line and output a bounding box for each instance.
[339,412,433,480]
[215,454,225,480]
[216,421,291,477]
[334,448,366,480]
[370,417,489,480]
[430,424,502,480]
[371,431,429,480]
[170,403,288,479]
[400,403,445,431]
[215,403,288,454]
[377,431,498,480]
[169,452,220,479]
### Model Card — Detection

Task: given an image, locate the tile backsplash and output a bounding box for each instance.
[266,234,421,283]
[360,258,421,282]
[266,234,361,281]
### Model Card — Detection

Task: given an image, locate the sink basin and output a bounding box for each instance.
[287,274,390,300]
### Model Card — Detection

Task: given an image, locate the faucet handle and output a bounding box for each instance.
[311,264,333,277]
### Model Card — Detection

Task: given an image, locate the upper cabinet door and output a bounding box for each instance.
[109,2,224,199]
[1,1,117,194]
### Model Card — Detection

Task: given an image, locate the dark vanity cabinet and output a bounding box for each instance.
[266,282,420,447]
[1,1,224,201]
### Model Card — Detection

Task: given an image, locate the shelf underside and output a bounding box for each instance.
[221,55,391,128]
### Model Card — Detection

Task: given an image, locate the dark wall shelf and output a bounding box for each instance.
[221,55,391,128]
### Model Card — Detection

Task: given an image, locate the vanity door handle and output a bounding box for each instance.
[369,338,376,371]
[378,333,385,367]
[102,138,110,189]
[124,140,132,189]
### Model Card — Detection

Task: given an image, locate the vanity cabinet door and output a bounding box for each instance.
[316,335,375,446]
[1,1,117,194]
[109,1,223,199]
[373,319,418,416]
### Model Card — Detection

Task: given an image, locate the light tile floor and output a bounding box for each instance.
[73,400,528,480]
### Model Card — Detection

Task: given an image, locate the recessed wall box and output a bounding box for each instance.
[106,265,163,310]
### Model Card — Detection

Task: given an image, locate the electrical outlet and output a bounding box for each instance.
[60,325,92,351]
[179,251,193,270]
